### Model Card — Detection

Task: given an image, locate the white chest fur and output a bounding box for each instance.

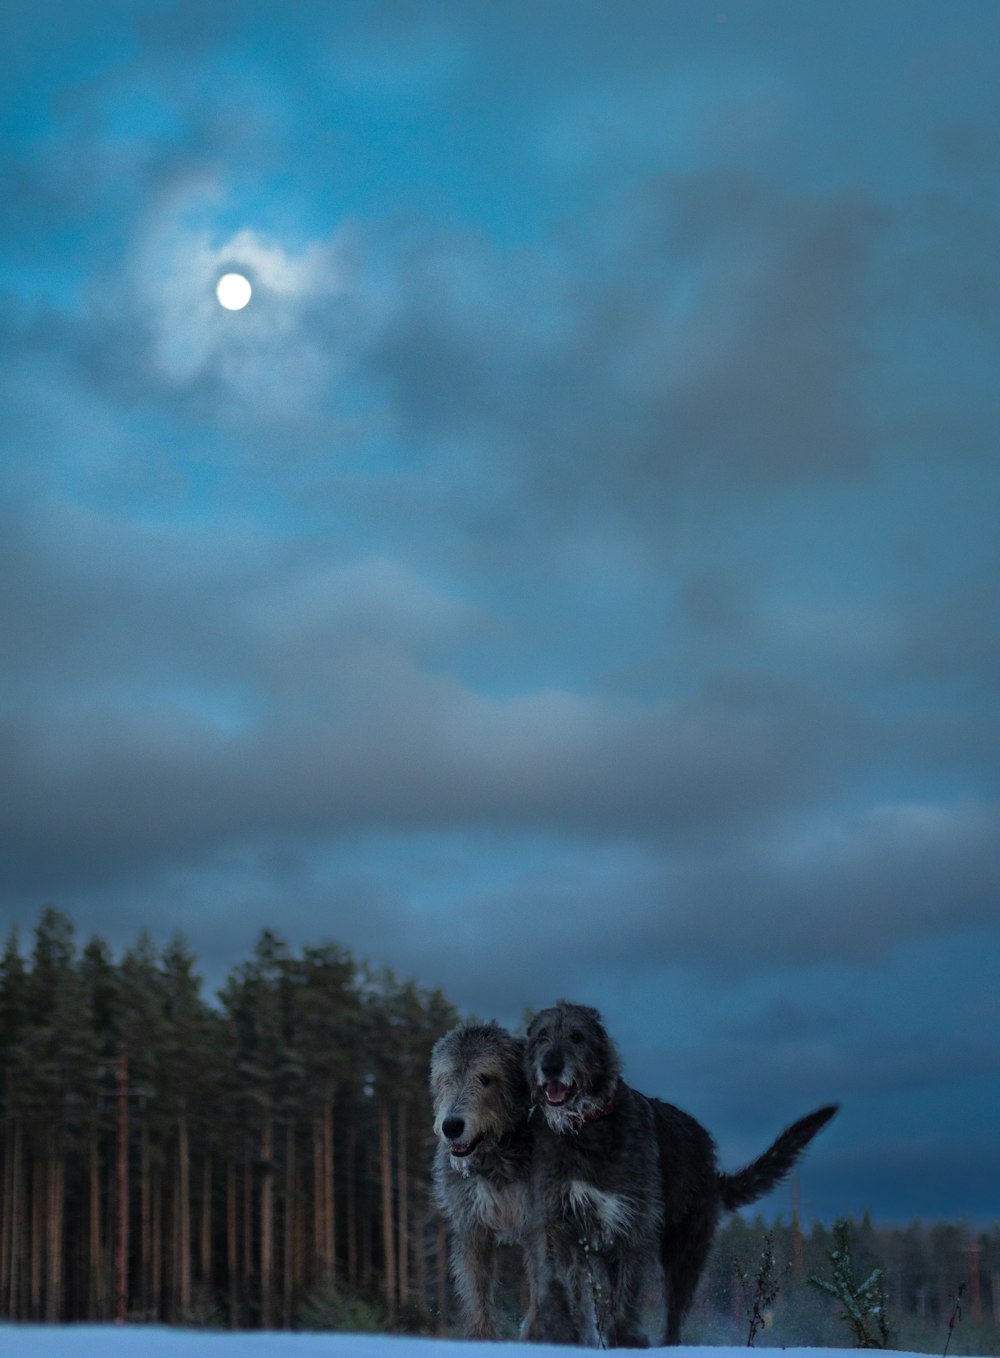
[469,1176,529,1243]
[564,1179,636,1245]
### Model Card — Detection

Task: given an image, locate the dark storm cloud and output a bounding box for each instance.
[816,1133,1000,1224]
[362,173,882,546]
[894,573,1000,691]
[664,1025,1000,1116]
[381,797,1000,1000]
[2,481,995,979]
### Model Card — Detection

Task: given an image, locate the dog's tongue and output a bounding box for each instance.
[545,1081,569,1105]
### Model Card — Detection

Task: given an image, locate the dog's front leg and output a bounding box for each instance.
[519,1237,542,1341]
[452,1224,499,1340]
[521,1224,591,1345]
[601,1248,650,1349]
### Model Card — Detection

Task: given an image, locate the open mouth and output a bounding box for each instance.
[543,1080,574,1106]
[447,1132,483,1159]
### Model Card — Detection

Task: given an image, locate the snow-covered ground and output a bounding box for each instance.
[0,1328,990,1358]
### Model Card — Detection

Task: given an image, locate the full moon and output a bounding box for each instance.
[215,272,252,310]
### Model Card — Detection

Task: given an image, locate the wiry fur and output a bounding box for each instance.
[525,1000,838,1347]
[651,1096,837,1342]
[430,1007,838,1346]
[523,1001,663,1348]
[429,1022,534,1340]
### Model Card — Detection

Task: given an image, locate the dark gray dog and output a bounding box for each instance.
[429,1021,535,1339]
[652,1091,837,1343]
[525,1000,838,1347]
[523,1002,664,1347]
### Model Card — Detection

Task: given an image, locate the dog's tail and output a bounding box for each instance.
[717,1104,838,1212]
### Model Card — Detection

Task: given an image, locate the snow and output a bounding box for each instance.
[0,1328,990,1358]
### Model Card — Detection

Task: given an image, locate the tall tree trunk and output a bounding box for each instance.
[200,1155,212,1287]
[30,1151,42,1319]
[260,1110,274,1330]
[116,1047,129,1325]
[242,1132,253,1297]
[378,1097,396,1318]
[227,1157,239,1327]
[169,1165,177,1320]
[8,1118,22,1318]
[413,1178,428,1324]
[0,1117,9,1315]
[435,1214,448,1335]
[312,1113,325,1283]
[177,1111,191,1317]
[360,1116,373,1292]
[151,1165,162,1321]
[323,1100,335,1284]
[282,1117,295,1329]
[88,1131,103,1317]
[294,1149,306,1309]
[345,1109,358,1289]
[45,1132,64,1321]
[396,1100,409,1306]
[140,1119,151,1318]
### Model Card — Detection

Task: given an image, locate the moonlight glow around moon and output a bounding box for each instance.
[216,272,252,310]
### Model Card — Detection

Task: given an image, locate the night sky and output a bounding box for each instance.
[3,1,999,1225]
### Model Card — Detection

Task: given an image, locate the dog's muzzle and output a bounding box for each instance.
[538,1049,575,1107]
[441,1115,483,1159]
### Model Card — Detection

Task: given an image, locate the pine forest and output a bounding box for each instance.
[0,906,997,1354]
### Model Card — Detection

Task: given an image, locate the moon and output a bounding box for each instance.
[216,272,252,310]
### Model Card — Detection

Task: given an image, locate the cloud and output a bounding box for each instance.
[894,573,1000,690]
[2,474,996,993]
[366,172,883,540]
[816,1132,1000,1222]
[6,146,886,563]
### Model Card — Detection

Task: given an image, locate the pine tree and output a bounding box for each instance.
[295,941,362,1294]
[808,1216,890,1348]
[79,934,121,1319]
[119,931,166,1320]
[160,934,209,1321]
[0,905,478,1330]
[221,930,301,1329]
[22,908,92,1320]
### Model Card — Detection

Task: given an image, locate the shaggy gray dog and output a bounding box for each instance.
[525,1000,838,1347]
[429,1021,535,1339]
[523,1001,663,1348]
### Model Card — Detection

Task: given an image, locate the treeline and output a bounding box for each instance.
[691,1210,1000,1355]
[2,908,998,1351]
[0,906,459,1329]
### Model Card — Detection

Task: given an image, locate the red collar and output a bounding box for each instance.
[581,1096,615,1123]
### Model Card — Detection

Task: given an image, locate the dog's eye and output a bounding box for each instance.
[478,1073,492,1087]
[569,1030,584,1045]
[535,1027,548,1041]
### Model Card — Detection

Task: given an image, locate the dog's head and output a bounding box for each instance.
[525,999,622,1133]
[430,1021,528,1174]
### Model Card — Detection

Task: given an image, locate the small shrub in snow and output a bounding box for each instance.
[808,1217,890,1349]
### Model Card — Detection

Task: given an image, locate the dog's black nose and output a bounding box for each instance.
[442,1116,465,1141]
[540,1050,564,1080]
